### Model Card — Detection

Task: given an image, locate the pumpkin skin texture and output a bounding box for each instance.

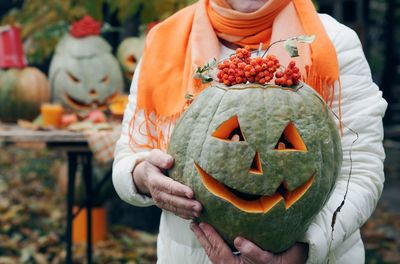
[49,34,123,111]
[0,67,50,122]
[168,83,342,253]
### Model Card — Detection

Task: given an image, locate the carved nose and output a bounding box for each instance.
[250,151,263,175]
[89,89,98,97]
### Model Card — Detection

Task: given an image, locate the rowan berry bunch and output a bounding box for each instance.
[274,61,301,86]
[216,46,252,86]
[216,46,300,87]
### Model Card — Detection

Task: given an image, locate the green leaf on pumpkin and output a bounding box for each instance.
[283,35,315,58]
[193,73,214,84]
[284,38,299,58]
[185,93,194,101]
[296,35,316,44]
[194,58,217,84]
[196,58,217,73]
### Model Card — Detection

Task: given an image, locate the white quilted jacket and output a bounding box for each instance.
[112,14,387,264]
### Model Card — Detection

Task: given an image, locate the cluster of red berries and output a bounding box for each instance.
[216,46,301,87]
[217,46,281,86]
[274,61,301,86]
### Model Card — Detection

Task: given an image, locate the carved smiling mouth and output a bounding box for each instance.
[64,92,119,110]
[125,71,134,80]
[194,163,315,213]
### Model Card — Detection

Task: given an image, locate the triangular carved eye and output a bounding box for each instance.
[274,122,307,151]
[249,151,263,174]
[212,115,246,142]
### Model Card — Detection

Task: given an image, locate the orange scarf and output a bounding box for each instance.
[130,0,340,151]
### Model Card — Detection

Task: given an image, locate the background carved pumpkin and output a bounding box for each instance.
[0,67,50,122]
[168,83,342,253]
[49,34,123,112]
[116,37,145,84]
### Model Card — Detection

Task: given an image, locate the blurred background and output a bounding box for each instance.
[0,0,399,263]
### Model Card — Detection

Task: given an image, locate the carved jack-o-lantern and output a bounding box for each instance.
[49,17,123,111]
[168,83,342,253]
[116,37,145,81]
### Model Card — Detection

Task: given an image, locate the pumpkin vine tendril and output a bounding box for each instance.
[327,109,359,263]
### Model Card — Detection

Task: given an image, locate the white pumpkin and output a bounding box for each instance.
[49,34,123,111]
[116,37,145,81]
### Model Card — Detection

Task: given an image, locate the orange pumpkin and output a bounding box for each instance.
[109,94,129,116]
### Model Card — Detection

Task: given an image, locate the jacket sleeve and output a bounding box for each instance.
[112,61,155,207]
[303,20,388,263]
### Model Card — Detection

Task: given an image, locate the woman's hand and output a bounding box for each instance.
[191,222,308,264]
[132,149,202,220]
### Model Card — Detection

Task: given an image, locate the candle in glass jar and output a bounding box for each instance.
[40,103,64,128]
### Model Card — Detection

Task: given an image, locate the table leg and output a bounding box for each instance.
[66,152,77,264]
[82,153,93,264]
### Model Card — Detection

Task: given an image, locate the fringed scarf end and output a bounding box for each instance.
[128,107,185,153]
[305,65,343,135]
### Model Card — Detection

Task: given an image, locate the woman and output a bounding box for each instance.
[112,0,387,263]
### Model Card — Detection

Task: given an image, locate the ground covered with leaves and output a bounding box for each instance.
[0,145,157,264]
[0,145,399,263]
[362,205,400,264]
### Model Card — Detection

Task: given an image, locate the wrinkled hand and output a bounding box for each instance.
[133,149,202,220]
[190,222,308,264]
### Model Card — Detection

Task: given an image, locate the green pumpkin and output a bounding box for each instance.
[0,67,50,122]
[168,83,342,253]
[49,34,123,111]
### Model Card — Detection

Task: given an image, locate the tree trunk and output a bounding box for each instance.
[381,0,397,124]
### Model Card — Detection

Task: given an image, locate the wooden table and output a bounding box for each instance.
[0,124,96,264]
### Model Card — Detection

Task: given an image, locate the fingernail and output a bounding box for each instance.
[193,211,200,218]
[234,237,243,247]
[192,203,201,212]
[166,156,174,165]
[186,192,193,199]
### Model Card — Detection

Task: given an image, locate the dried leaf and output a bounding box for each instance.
[2,205,24,221]
[33,253,48,264]
[0,257,18,264]
[17,120,40,131]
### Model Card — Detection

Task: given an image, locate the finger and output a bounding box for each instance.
[147,149,174,169]
[234,237,274,264]
[149,170,196,200]
[153,191,200,219]
[199,223,228,248]
[190,222,212,251]
[199,223,233,260]
[157,200,193,219]
[281,243,308,264]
